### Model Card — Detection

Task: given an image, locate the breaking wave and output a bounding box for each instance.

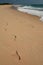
[13,5,43,21]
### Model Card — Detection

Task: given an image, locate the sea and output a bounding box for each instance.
[0,0,43,21]
[12,4,43,21]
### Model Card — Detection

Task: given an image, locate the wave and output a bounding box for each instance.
[12,5,43,21]
[17,5,43,21]
[17,5,43,11]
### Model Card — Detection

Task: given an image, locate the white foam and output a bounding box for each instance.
[17,6,43,21]
[40,17,43,21]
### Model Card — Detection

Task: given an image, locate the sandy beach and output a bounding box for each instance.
[0,5,43,65]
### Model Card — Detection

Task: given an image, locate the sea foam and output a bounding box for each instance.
[17,6,43,21]
[13,5,43,21]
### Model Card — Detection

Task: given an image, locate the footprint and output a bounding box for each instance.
[4,28,7,31]
[12,34,17,41]
[32,25,34,28]
[11,50,21,61]
[6,22,8,26]
[16,50,21,60]
[14,35,17,40]
[4,22,8,31]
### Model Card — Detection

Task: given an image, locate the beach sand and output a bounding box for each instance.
[0,5,43,65]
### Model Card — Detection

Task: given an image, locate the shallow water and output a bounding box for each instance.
[16,5,43,21]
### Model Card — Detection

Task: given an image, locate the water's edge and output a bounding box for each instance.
[12,5,43,21]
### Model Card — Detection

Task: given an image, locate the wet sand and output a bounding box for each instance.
[0,5,43,65]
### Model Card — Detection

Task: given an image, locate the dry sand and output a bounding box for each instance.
[0,5,43,65]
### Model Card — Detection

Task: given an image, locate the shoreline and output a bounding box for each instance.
[0,5,43,65]
[11,5,43,22]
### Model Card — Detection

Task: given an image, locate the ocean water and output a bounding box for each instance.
[15,5,43,21]
[12,3,43,22]
[0,0,43,21]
